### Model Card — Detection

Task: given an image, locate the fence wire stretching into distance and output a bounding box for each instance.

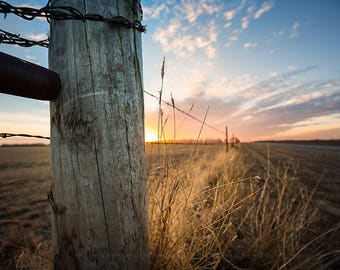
[0,0,226,141]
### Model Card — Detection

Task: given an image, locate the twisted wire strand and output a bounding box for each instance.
[0,133,50,140]
[0,28,49,47]
[0,0,146,32]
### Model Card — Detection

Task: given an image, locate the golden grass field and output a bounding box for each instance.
[0,143,339,269]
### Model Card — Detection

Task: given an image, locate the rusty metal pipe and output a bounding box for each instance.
[0,52,60,100]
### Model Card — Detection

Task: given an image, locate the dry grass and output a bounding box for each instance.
[148,144,337,269]
[0,146,52,269]
[0,144,338,269]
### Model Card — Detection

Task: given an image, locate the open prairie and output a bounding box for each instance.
[0,143,339,269]
[244,142,340,220]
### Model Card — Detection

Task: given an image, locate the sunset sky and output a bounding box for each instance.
[0,0,340,144]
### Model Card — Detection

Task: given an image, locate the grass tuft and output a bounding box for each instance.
[148,145,335,269]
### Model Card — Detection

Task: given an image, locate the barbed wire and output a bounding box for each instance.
[0,28,49,47]
[0,0,146,35]
[1,90,225,140]
[0,133,50,140]
[144,90,225,135]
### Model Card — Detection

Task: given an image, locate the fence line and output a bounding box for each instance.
[0,89,225,141]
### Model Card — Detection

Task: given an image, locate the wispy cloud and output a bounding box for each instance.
[153,14,218,58]
[26,33,48,41]
[25,55,36,61]
[290,21,300,38]
[272,113,340,139]
[145,62,339,141]
[269,71,279,77]
[271,29,285,38]
[224,0,246,21]
[151,0,275,57]
[241,5,255,29]
[17,3,41,9]
[243,42,257,49]
[182,0,219,23]
[143,3,169,20]
[254,2,274,19]
[224,10,237,21]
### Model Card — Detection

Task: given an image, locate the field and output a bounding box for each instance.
[244,142,340,220]
[0,143,339,269]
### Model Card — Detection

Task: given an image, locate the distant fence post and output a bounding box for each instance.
[225,126,229,153]
[231,133,235,149]
[48,0,150,269]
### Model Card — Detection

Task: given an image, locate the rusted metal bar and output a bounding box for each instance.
[0,52,60,100]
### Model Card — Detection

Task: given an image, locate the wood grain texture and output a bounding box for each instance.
[48,0,150,269]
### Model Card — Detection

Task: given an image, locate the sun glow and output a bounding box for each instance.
[145,127,158,142]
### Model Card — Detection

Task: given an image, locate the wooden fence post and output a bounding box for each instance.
[48,0,150,269]
[225,126,228,153]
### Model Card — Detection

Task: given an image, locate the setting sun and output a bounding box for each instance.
[145,127,158,142]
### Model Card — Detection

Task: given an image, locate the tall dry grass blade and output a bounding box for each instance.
[171,92,176,143]
[278,223,340,270]
[176,103,195,134]
[195,106,209,145]
[157,57,165,146]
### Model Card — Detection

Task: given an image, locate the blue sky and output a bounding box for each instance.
[0,0,340,143]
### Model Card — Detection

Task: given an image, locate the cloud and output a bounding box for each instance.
[290,21,300,38]
[241,5,255,29]
[182,0,219,24]
[153,18,218,58]
[228,36,238,41]
[25,55,36,61]
[17,3,41,9]
[242,17,249,29]
[271,29,285,38]
[143,3,169,20]
[269,71,279,77]
[243,42,257,49]
[223,66,340,133]
[271,113,340,139]
[224,22,232,29]
[254,2,274,19]
[223,3,256,46]
[145,62,340,141]
[26,33,48,41]
[224,0,246,21]
[205,46,216,59]
[224,10,237,21]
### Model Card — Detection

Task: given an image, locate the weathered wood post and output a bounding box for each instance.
[225,125,228,153]
[48,0,150,269]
